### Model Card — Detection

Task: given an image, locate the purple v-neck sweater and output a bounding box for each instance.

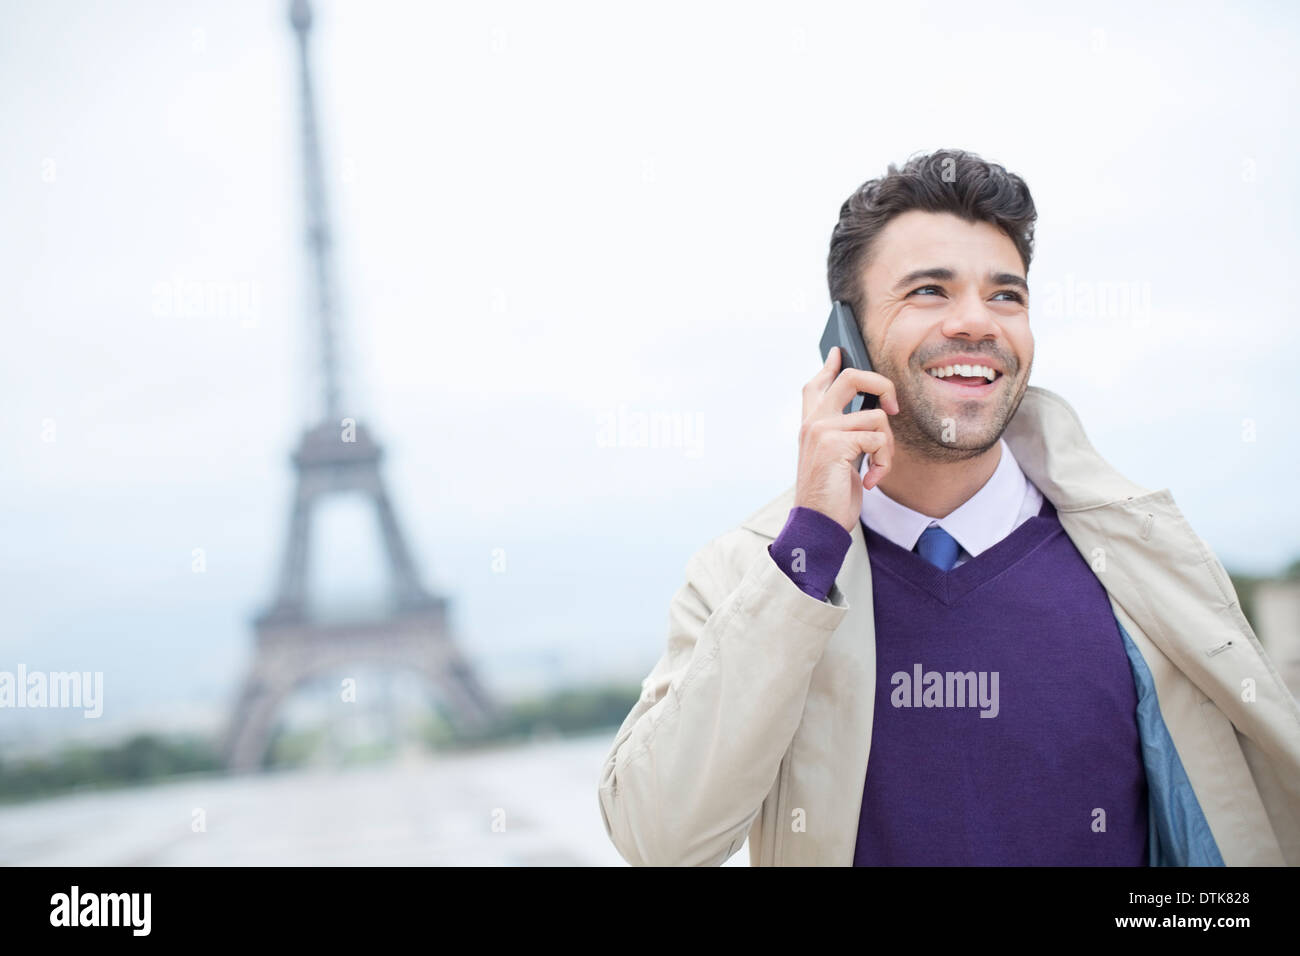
[769,499,1148,865]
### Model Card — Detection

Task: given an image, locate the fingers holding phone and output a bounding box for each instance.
[796,346,898,533]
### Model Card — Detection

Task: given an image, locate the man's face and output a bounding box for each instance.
[858,210,1033,461]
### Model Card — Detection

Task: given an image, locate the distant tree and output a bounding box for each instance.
[0,682,643,803]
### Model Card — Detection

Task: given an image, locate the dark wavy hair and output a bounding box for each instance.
[827,149,1037,322]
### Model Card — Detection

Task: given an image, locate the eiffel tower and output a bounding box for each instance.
[223,0,497,772]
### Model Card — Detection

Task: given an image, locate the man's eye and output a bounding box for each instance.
[908,286,1025,303]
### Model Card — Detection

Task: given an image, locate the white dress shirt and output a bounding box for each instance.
[858,437,1044,568]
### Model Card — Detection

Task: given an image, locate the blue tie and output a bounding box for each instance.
[915,525,961,571]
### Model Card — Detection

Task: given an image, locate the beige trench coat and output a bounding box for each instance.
[597,385,1300,866]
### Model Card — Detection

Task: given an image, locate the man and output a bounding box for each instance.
[597,149,1300,866]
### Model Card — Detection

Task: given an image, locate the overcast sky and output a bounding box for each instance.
[3,0,1298,744]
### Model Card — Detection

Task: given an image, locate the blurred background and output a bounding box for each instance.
[2,0,1297,865]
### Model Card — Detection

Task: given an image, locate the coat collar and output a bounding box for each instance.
[741,385,1152,540]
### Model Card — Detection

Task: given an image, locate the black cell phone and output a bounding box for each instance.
[818,300,876,474]
[819,299,877,414]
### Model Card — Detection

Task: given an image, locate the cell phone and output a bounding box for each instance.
[818,299,877,474]
[819,299,878,414]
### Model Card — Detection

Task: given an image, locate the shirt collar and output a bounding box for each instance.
[858,437,1030,558]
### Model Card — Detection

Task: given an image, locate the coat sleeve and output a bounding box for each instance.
[597,531,850,866]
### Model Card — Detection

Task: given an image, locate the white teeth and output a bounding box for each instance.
[926,364,999,382]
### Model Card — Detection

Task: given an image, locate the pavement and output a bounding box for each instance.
[0,730,750,866]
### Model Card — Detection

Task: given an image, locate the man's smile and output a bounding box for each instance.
[922,361,1005,396]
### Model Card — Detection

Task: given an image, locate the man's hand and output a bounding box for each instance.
[795,346,899,533]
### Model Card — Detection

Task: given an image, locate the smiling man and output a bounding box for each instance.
[598,149,1300,867]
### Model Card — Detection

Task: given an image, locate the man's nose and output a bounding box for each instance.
[941,290,1001,339]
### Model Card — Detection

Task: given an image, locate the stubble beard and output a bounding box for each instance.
[877,354,1031,464]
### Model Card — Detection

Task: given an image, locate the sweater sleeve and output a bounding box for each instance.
[767,506,853,602]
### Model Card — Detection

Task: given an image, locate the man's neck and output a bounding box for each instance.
[874,440,1003,520]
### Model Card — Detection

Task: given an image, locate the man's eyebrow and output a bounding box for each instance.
[892,267,956,293]
[990,271,1029,292]
[891,267,1029,293]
